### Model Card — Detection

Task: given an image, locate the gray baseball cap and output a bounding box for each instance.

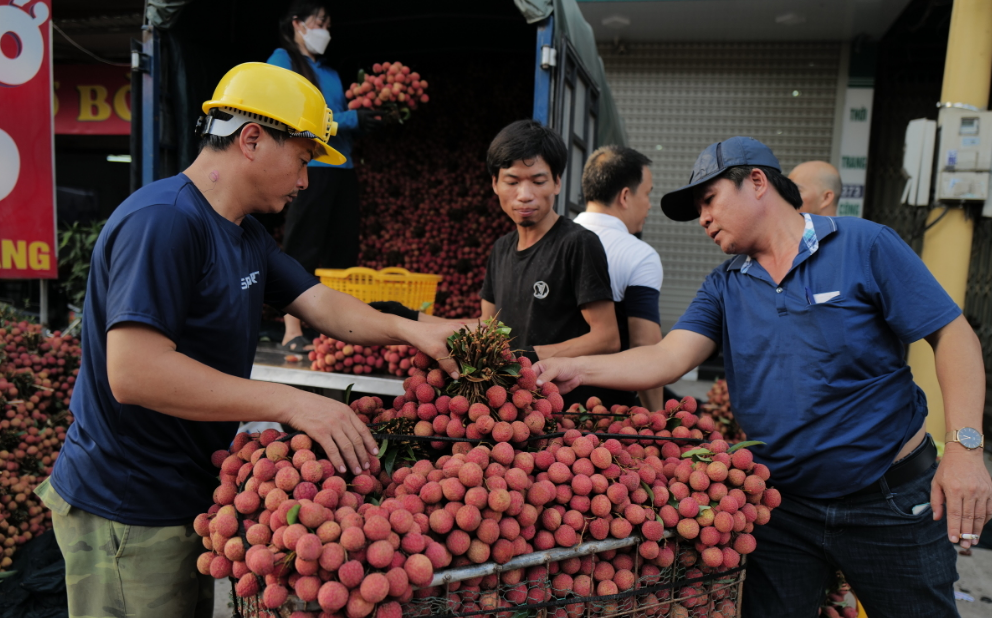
[660,137,781,221]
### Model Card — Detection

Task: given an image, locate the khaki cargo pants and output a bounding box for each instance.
[35,478,215,618]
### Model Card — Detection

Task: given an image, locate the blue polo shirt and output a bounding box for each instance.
[267,48,359,169]
[673,214,960,498]
[51,174,319,525]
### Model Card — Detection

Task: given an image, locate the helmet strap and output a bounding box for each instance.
[196,107,318,139]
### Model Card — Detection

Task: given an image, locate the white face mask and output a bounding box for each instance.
[301,26,331,56]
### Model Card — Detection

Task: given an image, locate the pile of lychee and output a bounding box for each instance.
[0,320,80,570]
[197,429,421,618]
[196,417,775,616]
[345,61,428,112]
[306,335,420,378]
[554,394,725,444]
[351,58,522,318]
[701,379,747,444]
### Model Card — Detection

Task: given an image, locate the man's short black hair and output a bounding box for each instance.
[199,123,288,153]
[718,165,803,210]
[486,119,567,181]
[582,146,652,205]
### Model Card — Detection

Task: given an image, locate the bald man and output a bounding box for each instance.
[789,160,841,217]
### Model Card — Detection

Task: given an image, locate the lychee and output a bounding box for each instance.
[262,583,288,609]
[338,559,365,588]
[318,581,349,612]
[405,553,434,586]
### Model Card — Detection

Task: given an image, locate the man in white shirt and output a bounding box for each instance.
[575,146,665,410]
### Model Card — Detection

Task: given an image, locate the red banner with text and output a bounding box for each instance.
[54,64,131,135]
[0,0,57,279]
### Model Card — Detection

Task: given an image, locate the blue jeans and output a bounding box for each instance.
[742,460,959,617]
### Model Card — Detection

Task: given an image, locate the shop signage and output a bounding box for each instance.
[54,64,131,135]
[0,0,57,279]
[837,87,874,218]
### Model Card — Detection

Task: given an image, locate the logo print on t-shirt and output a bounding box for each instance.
[533,281,549,299]
[241,271,259,290]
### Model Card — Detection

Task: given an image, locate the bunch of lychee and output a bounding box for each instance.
[371,353,563,450]
[0,321,80,570]
[345,61,428,111]
[195,428,444,618]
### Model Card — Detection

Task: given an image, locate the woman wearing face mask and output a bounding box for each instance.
[267,0,382,353]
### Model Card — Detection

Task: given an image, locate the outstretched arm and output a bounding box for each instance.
[108,323,378,476]
[534,329,716,394]
[925,314,992,549]
[288,283,463,379]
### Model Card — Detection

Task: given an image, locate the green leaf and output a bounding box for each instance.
[383,446,400,476]
[460,363,477,375]
[419,301,433,312]
[287,503,301,525]
[727,440,765,453]
[681,448,714,459]
[344,383,355,405]
[497,326,512,336]
[641,481,655,504]
[667,418,682,429]
[0,570,17,580]
[501,363,521,377]
[357,69,366,82]
[699,504,711,511]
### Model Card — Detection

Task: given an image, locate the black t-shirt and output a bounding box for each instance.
[481,217,635,407]
[481,216,612,348]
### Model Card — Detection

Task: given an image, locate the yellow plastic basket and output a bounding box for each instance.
[315,267,443,315]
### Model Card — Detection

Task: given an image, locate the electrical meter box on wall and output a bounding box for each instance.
[936,108,992,202]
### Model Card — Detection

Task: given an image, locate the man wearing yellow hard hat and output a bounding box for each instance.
[34,63,463,617]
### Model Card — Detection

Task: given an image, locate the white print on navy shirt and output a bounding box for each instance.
[241,271,259,290]
[533,281,549,299]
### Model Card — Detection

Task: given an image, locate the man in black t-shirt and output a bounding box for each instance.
[480,120,625,407]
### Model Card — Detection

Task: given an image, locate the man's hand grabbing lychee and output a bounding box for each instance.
[285,392,379,476]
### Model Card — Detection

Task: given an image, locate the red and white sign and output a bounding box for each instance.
[54,64,131,135]
[0,0,57,279]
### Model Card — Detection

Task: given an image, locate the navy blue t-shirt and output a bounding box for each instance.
[673,214,960,499]
[51,174,318,526]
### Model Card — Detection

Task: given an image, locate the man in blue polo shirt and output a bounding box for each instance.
[34,63,460,618]
[534,137,991,616]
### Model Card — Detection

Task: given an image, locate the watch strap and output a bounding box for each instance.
[944,428,984,449]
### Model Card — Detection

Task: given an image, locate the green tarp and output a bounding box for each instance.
[515,0,628,146]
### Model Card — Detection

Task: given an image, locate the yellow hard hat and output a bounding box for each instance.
[199,62,345,165]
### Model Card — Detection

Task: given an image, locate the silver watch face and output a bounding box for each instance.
[958,427,982,449]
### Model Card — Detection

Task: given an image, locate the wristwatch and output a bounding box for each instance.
[945,427,985,450]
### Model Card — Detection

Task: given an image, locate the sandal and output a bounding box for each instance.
[280,335,313,353]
